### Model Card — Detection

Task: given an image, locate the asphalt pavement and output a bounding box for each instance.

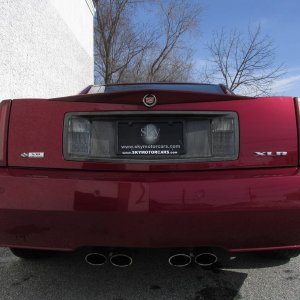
[0,247,300,300]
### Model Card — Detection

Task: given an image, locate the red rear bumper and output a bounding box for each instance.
[1,167,300,252]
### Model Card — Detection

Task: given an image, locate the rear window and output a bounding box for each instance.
[88,83,225,94]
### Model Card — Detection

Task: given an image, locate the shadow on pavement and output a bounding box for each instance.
[0,248,292,300]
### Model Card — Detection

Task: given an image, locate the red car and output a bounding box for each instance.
[1,83,300,267]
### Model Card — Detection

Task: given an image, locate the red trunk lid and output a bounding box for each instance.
[7,94,298,171]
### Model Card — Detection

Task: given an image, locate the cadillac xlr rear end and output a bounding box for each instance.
[1,83,300,265]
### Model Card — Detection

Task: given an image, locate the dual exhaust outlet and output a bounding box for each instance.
[85,249,218,268]
[168,251,218,267]
[85,250,133,268]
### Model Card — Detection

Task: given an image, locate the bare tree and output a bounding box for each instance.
[94,0,201,84]
[94,0,153,84]
[204,26,284,96]
[145,0,201,82]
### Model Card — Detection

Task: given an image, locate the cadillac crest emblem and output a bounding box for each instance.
[143,94,157,108]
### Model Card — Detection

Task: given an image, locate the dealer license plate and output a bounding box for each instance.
[117,121,184,156]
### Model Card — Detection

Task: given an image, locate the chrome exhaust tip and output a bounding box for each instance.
[110,253,133,268]
[194,253,218,267]
[168,253,192,267]
[85,253,107,266]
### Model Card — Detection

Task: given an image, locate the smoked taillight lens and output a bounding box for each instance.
[67,117,91,157]
[0,101,11,166]
[211,117,235,156]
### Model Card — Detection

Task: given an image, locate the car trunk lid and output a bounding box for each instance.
[7,95,298,171]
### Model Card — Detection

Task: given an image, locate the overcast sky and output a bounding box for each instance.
[198,0,300,96]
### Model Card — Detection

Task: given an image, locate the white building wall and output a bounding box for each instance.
[0,0,95,100]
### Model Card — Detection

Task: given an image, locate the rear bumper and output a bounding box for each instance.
[1,167,300,252]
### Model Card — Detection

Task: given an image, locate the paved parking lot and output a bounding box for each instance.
[1,247,300,300]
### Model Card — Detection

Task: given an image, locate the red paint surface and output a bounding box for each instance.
[1,167,300,251]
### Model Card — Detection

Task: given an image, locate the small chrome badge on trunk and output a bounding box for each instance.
[254,151,287,157]
[21,152,45,158]
[143,94,157,108]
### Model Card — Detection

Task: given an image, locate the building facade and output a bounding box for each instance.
[0,0,95,99]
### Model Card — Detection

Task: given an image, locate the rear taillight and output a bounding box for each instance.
[0,100,11,166]
[67,117,91,157]
[294,97,300,165]
[211,117,235,156]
